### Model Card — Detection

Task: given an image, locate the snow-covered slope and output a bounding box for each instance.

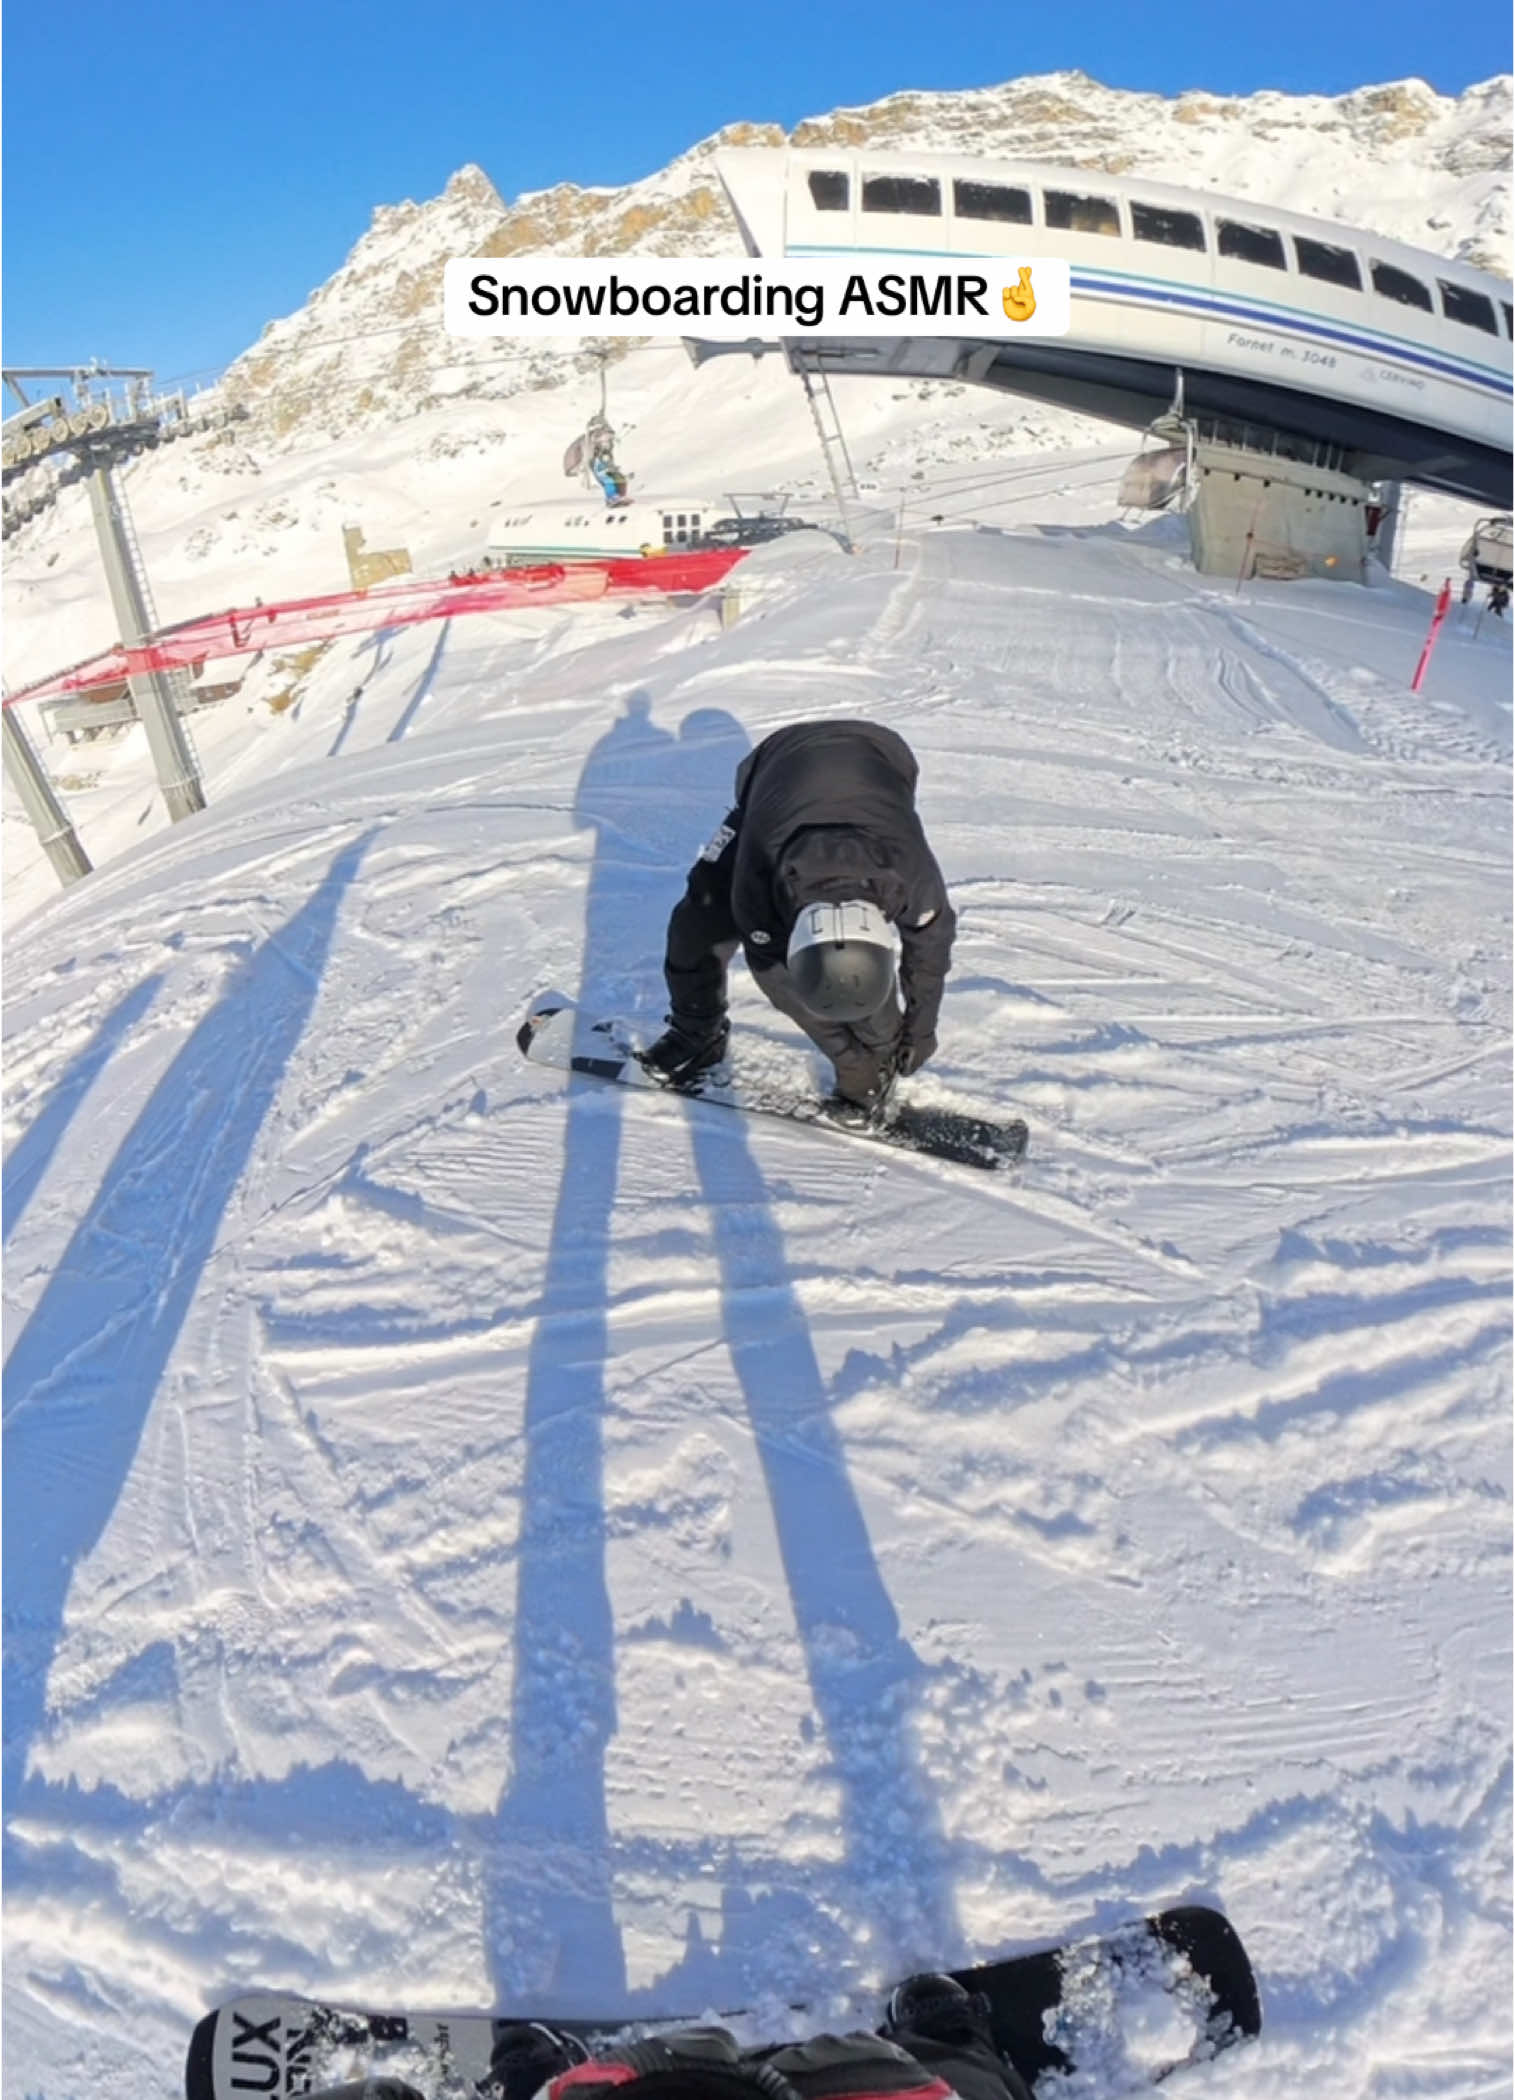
[4,497,1510,2098]
[0,374,1493,931]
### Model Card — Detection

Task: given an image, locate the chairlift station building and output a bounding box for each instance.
[710,149,1512,582]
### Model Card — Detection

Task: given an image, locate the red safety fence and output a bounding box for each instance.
[4,548,747,707]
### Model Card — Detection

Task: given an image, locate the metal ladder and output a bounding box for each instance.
[112,466,201,729]
[796,354,859,550]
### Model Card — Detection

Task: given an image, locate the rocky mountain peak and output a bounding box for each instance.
[216,69,1511,450]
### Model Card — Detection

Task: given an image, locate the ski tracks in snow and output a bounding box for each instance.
[2,520,1510,2096]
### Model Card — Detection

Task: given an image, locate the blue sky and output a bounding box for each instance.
[4,0,1509,390]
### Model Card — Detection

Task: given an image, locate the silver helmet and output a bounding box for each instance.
[786,898,898,1022]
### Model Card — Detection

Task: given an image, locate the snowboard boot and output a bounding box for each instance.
[881,1972,996,2051]
[640,1012,730,1087]
[486,2022,591,2100]
[831,1052,898,1123]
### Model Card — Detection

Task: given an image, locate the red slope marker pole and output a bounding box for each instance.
[1410,577,1453,693]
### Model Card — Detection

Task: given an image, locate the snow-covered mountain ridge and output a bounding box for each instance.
[4,67,1507,705]
[222,70,1512,448]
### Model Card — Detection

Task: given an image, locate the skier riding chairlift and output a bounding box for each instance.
[591,452,630,506]
[581,407,630,508]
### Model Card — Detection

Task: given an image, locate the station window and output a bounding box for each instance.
[1217,219,1287,269]
[1131,202,1205,250]
[953,179,1032,224]
[1504,302,1514,338]
[861,174,942,216]
[1044,190,1120,236]
[1294,236,1362,290]
[1370,260,1433,312]
[1439,280,1498,334]
[808,170,849,212]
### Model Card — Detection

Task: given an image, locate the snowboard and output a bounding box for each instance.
[516,994,1028,1173]
[184,1904,1258,2100]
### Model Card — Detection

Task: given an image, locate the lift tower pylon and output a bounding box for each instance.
[87,460,206,821]
[1,696,92,886]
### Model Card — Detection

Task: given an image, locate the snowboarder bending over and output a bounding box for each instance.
[643,720,957,1112]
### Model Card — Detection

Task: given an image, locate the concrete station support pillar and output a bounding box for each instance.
[1188,440,1374,584]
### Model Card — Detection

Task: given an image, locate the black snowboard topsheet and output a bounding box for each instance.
[185,1905,1258,2100]
[951,1904,1260,2085]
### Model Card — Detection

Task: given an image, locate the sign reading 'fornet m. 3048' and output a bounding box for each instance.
[443,256,1070,337]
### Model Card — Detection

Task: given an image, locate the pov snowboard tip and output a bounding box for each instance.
[185,1905,1255,2100]
[951,1902,1261,2088]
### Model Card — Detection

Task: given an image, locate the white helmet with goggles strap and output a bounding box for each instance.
[785,898,898,1022]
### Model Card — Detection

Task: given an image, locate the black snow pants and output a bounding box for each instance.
[664,814,902,1106]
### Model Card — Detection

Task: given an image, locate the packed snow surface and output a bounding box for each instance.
[3,490,1511,2100]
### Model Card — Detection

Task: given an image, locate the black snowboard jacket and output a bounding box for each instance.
[536,2024,1030,2100]
[726,721,957,1038]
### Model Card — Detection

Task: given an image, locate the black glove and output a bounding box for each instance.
[895,1029,936,1078]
